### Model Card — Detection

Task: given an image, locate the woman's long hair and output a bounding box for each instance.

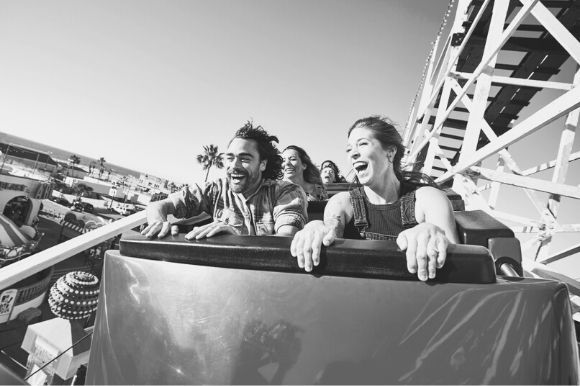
[347,116,438,189]
[283,145,323,185]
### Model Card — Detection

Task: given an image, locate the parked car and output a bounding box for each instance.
[71,201,94,213]
[49,196,71,207]
[113,203,136,216]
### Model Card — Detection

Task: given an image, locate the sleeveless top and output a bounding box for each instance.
[343,183,418,240]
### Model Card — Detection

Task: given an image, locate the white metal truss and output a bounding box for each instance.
[404,0,580,274]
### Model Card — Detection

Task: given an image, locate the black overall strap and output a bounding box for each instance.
[400,190,418,229]
[349,187,368,237]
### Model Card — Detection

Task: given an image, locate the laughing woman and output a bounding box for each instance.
[282,145,328,201]
[290,116,459,281]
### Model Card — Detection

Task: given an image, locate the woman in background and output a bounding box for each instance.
[282,145,328,201]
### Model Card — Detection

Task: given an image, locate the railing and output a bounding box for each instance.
[0,211,147,290]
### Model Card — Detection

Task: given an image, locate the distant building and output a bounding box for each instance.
[129,173,174,204]
[55,161,89,180]
[63,176,113,196]
[138,173,169,192]
[108,186,125,199]
[0,143,58,177]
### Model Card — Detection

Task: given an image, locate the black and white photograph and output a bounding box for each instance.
[0,0,579,384]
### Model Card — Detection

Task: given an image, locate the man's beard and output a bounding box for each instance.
[228,168,251,193]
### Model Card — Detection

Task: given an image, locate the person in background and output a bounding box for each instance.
[282,145,328,201]
[142,121,307,239]
[320,160,347,184]
[290,116,459,281]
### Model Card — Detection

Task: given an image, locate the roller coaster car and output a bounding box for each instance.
[86,202,578,384]
[307,192,523,278]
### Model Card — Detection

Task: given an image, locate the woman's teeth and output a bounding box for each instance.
[354,164,368,172]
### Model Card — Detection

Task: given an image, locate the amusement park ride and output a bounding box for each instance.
[404,0,580,270]
[0,0,580,384]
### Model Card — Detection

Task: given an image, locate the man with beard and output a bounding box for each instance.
[142,121,307,239]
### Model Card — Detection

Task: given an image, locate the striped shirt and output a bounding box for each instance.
[170,178,307,235]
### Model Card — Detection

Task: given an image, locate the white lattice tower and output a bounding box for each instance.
[404,0,580,285]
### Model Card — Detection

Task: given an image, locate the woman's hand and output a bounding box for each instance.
[290,220,337,272]
[396,222,449,281]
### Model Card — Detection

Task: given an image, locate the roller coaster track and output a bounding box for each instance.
[404,0,580,276]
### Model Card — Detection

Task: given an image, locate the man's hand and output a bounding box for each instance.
[396,222,449,281]
[290,220,337,272]
[141,220,179,239]
[141,202,177,239]
[185,220,239,240]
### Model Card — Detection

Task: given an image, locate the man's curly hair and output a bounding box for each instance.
[230,121,283,180]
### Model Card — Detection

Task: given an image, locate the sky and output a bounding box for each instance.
[0,1,578,268]
[0,0,449,184]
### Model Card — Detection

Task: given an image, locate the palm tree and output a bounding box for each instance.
[68,154,80,167]
[97,157,106,179]
[196,144,224,182]
[67,154,81,176]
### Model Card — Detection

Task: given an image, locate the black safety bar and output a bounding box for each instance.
[120,233,496,284]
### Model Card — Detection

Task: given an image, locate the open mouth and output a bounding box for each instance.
[353,163,368,173]
[229,172,247,183]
